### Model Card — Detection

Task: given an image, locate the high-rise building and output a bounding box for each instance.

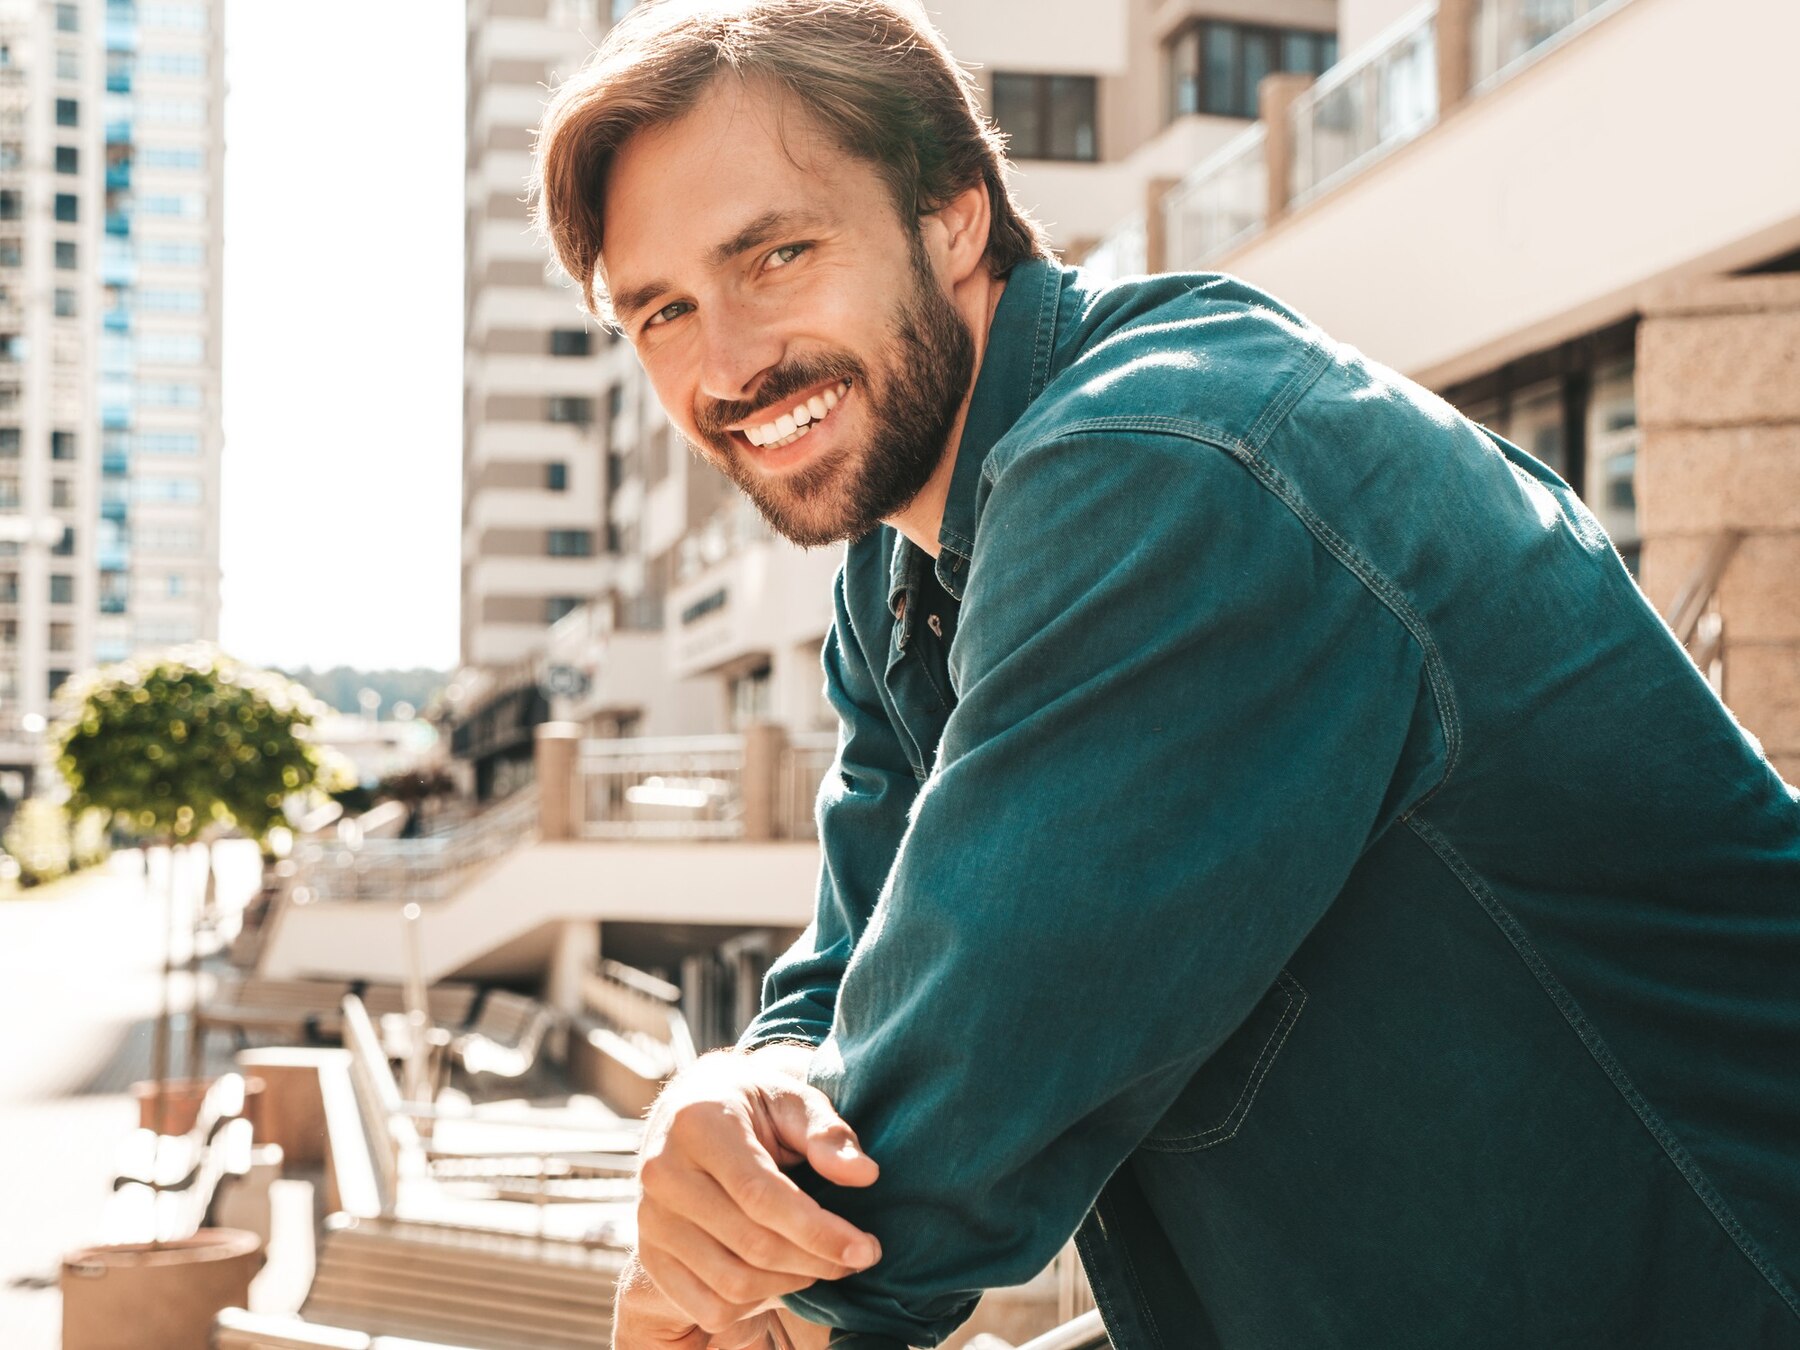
[0,0,222,796]
[99,0,223,663]
[461,0,621,674]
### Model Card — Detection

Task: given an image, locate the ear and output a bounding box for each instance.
[921,180,992,286]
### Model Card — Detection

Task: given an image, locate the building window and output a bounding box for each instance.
[55,240,77,270]
[0,240,18,267]
[48,669,71,698]
[54,193,79,223]
[139,429,200,455]
[546,462,568,491]
[55,145,79,175]
[547,396,594,424]
[0,476,16,509]
[137,382,203,407]
[142,4,209,32]
[50,574,74,605]
[550,328,591,357]
[547,529,593,557]
[139,242,204,268]
[51,431,76,460]
[0,428,16,457]
[141,50,207,78]
[51,526,75,557]
[54,288,76,318]
[134,474,202,503]
[1166,20,1337,122]
[55,3,79,33]
[0,192,21,222]
[0,143,17,170]
[546,596,580,623]
[166,574,184,597]
[991,73,1098,162]
[51,478,73,509]
[55,98,79,127]
[141,98,206,125]
[57,48,80,80]
[139,145,205,170]
[50,622,74,652]
[138,286,204,312]
[139,192,205,219]
[139,333,204,364]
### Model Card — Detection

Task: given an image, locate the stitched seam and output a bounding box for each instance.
[1141,971,1307,1153]
[1075,1224,1141,1350]
[1028,264,1058,401]
[1096,1215,1169,1350]
[1405,812,1800,1323]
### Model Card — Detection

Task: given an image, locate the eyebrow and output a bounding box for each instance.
[609,207,830,325]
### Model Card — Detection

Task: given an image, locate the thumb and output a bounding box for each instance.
[769,1083,879,1187]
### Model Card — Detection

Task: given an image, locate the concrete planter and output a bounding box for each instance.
[61,1228,263,1349]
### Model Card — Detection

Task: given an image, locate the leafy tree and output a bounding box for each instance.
[50,645,352,1115]
[54,644,346,843]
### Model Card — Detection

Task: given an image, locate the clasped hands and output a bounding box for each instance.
[616,1045,882,1349]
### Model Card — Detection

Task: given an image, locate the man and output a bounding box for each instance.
[533,2,1800,1346]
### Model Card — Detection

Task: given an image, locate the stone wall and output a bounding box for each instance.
[1637,274,1800,783]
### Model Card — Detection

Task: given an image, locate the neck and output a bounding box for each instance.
[886,271,1008,558]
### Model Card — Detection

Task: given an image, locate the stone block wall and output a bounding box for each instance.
[1637,274,1800,782]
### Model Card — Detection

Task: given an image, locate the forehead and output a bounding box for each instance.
[601,78,889,291]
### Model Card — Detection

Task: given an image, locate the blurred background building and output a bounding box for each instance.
[0,0,223,796]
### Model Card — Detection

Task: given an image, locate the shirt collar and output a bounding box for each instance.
[886,257,1065,615]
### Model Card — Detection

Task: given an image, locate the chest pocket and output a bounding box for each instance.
[1139,968,1307,1153]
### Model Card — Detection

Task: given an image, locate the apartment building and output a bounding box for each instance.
[99,0,225,666]
[0,0,222,798]
[454,0,1342,791]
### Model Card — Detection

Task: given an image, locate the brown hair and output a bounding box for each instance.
[531,0,1051,320]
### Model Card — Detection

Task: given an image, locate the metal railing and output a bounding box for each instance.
[778,731,838,842]
[1472,0,1627,90]
[578,734,746,840]
[1079,212,1148,286]
[1668,531,1742,698]
[295,786,540,904]
[1290,4,1438,207]
[1161,125,1267,272]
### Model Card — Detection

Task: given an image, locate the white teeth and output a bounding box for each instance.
[740,382,850,450]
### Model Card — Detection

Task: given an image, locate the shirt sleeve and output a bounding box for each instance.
[739,561,925,1053]
[783,429,1442,1347]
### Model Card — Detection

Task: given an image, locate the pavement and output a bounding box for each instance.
[0,841,262,1348]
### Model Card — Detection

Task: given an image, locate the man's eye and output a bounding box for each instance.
[644,301,691,330]
[766,243,809,270]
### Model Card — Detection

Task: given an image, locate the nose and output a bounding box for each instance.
[698,297,784,409]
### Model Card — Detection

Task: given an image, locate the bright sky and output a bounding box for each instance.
[217,1,465,673]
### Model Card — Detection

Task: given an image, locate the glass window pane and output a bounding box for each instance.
[993,74,1043,159]
[1281,32,1314,72]
[1046,76,1097,161]
[1203,25,1238,116]
[1242,31,1273,114]
[1170,29,1200,119]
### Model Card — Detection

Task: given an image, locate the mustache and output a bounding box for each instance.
[695,355,864,439]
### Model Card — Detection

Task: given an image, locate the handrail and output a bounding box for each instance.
[1288,3,1438,206]
[1161,123,1267,271]
[1666,531,1742,647]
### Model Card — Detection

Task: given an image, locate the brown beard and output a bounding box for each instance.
[691,240,976,547]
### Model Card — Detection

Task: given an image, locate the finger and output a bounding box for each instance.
[644,1245,766,1336]
[767,1085,880,1190]
[706,1310,786,1350]
[706,1133,883,1269]
[646,1173,865,1284]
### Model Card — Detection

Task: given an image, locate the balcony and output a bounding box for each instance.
[1163,126,1267,273]
[105,212,130,238]
[105,119,132,145]
[106,70,131,94]
[106,160,131,191]
[103,307,130,333]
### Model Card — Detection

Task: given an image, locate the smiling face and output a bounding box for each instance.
[602,77,975,547]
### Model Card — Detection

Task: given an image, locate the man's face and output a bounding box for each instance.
[602,78,974,547]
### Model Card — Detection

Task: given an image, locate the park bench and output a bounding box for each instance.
[102,1096,256,1246]
[215,1214,623,1350]
[569,960,697,1118]
[112,1072,249,1192]
[449,989,555,1080]
[323,994,638,1225]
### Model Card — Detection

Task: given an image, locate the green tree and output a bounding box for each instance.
[54,645,341,843]
[51,644,350,1123]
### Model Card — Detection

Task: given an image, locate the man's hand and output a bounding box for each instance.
[613,1254,832,1349]
[635,1045,881,1334]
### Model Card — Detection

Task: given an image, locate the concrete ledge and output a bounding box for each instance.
[1724,643,1800,756]
[1638,308,1800,428]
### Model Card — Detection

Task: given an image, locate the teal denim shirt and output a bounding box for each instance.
[738,259,1800,1349]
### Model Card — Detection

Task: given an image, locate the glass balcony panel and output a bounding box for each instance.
[1289,8,1437,205]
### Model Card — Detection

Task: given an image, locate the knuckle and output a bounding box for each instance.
[716,1268,759,1303]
